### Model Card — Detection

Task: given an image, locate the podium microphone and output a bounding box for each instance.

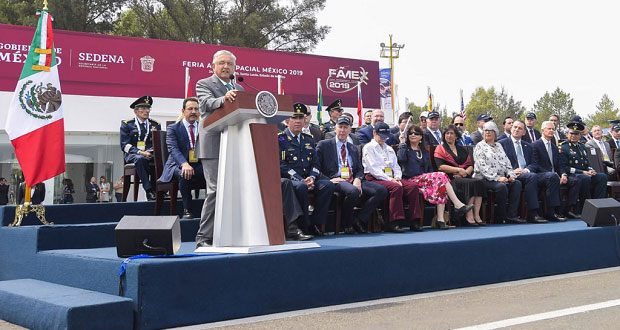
[236,76,261,92]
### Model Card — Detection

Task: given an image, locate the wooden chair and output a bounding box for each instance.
[122,159,156,202]
[152,130,178,215]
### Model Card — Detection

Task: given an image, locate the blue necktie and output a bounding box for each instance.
[616,140,619,149]
[225,83,233,91]
[516,141,526,169]
[434,131,441,143]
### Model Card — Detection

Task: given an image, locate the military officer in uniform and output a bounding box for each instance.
[321,99,344,133]
[560,121,608,215]
[120,95,161,200]
[279,103,335,237]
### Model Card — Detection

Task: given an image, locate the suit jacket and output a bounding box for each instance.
[585,138,613,165]
[18,183,45,205]
[323,131,360,145]
[470,130,483,145]
[85,182,99,201]
[159,120,203,183]
[579,133,593,144]
[306,125,324,144]
[496,132,511,141]
[551,130,567,145]
[423,128,442,146]
[522,127,542,143]
[531,139,565,176]
[356,124,398,145]
[316,138,363,180]
[195,74,244,159]
[498,137,535,172]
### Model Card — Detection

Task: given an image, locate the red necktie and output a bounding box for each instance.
[530,129,535,141]
[189,123,196,149]
[341,143,353,182]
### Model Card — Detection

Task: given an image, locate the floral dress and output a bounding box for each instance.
[397,145,449,205]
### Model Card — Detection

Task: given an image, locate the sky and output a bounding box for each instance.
[311,0,620,118]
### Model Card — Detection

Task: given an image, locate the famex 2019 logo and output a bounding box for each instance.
[326,66,368,93]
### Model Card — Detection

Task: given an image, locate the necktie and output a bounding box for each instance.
[547,141,554,172]
[189,123,196,149]
[516,141,526,169]
[139,122,147,140]
[616,140,619,149]
[225,83,233,91]
[530,129,536,142]
[341,143,353,182]
[434,131,441,143]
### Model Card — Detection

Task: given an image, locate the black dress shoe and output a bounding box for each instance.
[462,220,479,227]
[455,204,475,216]
[196,238,213,248]
[567,211,581,219]
[309,225,328,237]
[547,214,567,222]
[182,209,193,219]
[286,229,313,241]
[553,213,567,222]
[352,222,367,234]
[410,222,424,232]
[526,216,547,224]
[343,226,359,235]
[436,220,449,230]
[146,189,156,201]
[386,223,406,233]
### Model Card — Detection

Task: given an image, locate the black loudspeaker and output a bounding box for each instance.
[115,216,181,257]
[581,198,620,227]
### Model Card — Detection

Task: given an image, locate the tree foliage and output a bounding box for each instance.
[0,0,127,33]
[463,87,525,132]
[531,87,576,130]
[585,94,619,129]
[113,0,330,52]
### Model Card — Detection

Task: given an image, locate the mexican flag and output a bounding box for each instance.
[5,9,65,187]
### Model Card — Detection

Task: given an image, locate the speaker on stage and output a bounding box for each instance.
[115,216,181,257]
[581,198,620,227]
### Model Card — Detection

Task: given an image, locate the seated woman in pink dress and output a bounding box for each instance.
[362,123,422,233]
[397,125,475,228]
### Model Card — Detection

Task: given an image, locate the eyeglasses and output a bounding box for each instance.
[409,132,422,136]
[454,123,464,126]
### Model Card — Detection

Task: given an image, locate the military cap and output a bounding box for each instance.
[336,116,351,126]
[569,115,584,124]
[567,121,585,134]
[374,122,391,139]
[613,124,620,132]
[292,102,307,118]
[526,112,537,119]
[609,119,620,125]
[326,99,343,112]
[476,113,493,122]
[130,95,153,109]
[427,111,440,119]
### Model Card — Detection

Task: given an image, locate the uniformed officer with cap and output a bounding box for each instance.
[322,99,343,133]
[560,121,608,216]
[604,119,620,143]
[120,95,161,200]
[279,103,335,238]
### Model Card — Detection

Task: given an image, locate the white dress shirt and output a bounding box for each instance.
[362,139,401,181]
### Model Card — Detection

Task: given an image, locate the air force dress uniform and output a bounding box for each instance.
[279,103,335,235]
[321,99,343,133]
[120,96,161,199]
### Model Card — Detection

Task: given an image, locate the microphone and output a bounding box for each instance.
[236,76,260,92]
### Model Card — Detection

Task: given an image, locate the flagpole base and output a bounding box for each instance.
[10,204,52,227]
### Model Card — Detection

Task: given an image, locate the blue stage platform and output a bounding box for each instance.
[1,202,620,329]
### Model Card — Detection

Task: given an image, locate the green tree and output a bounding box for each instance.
[531,87,576,130]
[0,0,127,33]
[463,87,524,132]
[116,0,330,52]
[585,94,619,129]
[406,102,426,122]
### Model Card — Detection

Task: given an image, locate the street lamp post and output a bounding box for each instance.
[380,35,404,124]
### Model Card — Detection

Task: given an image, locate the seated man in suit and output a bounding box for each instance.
[499,120,564,223]
[279,103,335,237]
[453,115,473,146]
[561,121,608,216]
[532,121,579,218]
[471,113,492,145]
[356,109,398,145]
[522,112,541,143]
[586,125,616,180]
[316,116,387,234]
[423,111,443,146]
[324,112,361,145]
[158,97,205,219]
[390,112,413,135]
[120,95,161,201]
[497,117,513,141]
[548,114,566,145]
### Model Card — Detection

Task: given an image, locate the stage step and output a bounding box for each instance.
[0,279,133,330]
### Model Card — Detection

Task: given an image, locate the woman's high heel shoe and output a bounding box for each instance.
[455,204,474,216]
[463,219,478,227]
[475,219,486,226]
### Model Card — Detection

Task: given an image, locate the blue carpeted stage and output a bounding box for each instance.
[1,202,620,329]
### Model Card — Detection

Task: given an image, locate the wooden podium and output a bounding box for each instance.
[195,91,319,253]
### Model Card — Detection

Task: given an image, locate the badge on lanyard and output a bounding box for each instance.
[137,141,146,151]
[384,167,393,178]
[188,150,198,163]
[340,167,350,179]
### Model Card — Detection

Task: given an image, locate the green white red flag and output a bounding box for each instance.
[5,9,65,186]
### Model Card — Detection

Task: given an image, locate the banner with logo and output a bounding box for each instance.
[0,23,380,109]
[379,68,392,110]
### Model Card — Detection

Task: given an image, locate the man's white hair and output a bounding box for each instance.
[212,50,236,64]
[541,120,555,130]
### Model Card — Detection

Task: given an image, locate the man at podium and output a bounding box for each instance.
[194,50,244,248]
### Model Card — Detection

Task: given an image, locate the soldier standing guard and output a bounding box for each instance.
[560,121,607,215]
[321,99,344,133]
[279,103,335,237]
[120,95,161,200]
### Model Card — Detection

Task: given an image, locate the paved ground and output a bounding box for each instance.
[172,267,620,330]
